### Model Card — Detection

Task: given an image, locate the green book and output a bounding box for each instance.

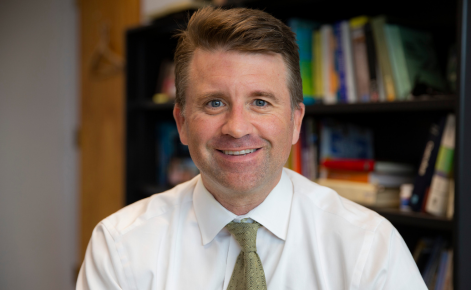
[426,114,455,217]
[371,16,396,101]
[384,24,410,100]
[313,30,323,100]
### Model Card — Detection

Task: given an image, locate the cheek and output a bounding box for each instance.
[255,114,293,149]
[187,115,221,149]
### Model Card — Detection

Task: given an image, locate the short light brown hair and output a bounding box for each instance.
[174,7,302,110]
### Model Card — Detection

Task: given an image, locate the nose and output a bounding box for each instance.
[221,104,253,138]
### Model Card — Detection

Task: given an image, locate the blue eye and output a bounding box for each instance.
[254,99,267,106]
[209,100,223,107]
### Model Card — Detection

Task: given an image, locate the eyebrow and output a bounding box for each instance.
[195,92,226,101]
[196,91,277,101]
[250,91,277,101]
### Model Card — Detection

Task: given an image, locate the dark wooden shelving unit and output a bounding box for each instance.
[368,207,453,231]
[130,96,457,114]
[125,0,471,288]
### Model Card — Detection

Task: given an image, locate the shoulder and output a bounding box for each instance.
[99,175,199,240]
[284,168,390,233]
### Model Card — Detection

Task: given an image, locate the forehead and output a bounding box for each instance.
[186,49,289,98]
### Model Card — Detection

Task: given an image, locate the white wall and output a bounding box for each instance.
[0,0,78,289]
[142,0,197,22]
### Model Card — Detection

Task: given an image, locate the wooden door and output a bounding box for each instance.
[78,0,140,261]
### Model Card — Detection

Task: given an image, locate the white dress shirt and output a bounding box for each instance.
[77,169,426,290]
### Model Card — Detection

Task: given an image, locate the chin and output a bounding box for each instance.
[211,168,270,194]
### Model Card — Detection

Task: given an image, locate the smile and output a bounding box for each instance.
[221,149,258,156]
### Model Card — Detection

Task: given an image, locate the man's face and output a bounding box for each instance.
[174,49,304,195]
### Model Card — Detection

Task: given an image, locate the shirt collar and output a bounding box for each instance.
[193,169,293,245]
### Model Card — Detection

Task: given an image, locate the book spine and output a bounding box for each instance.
[426,114,456,216]
[311,31,318,102]
[364,22,380,101]
[434,251,449,290]
[289,19,316,104]
[385,24,411,100]
[410,117,447,212]
[334,23,348,103]
[321,25,337,104]
[371,16,396,101]
[321,159,375,171]
[341,21,357,103]
[350,21,370,102]
[314,30,323,101]
[384,25,405,100]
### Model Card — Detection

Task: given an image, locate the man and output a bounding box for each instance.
[77,7,426,290]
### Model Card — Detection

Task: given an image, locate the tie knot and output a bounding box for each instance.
[226,221,262,253]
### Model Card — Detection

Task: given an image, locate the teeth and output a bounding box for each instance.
[223,149,256,155]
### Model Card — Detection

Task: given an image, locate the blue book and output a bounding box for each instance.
[288,18,319,104]
[320,119,373,160]
[434,250,449,290]
[334,22,348,103]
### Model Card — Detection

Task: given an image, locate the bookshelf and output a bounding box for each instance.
[125,0,471,288]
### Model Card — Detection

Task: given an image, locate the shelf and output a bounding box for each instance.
[304,96,456,115]
[368,207,453,231]
[128,96,456,114]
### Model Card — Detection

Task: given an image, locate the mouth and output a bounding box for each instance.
[217,148,260,156]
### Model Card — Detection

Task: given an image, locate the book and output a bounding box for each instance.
[321,159,414,173]
[371,16,396,101]
[320,167,414,187]
[289,19,318,105]
[334,22,348,103]
[313,30,323,100]
[364,22,380,101]
[434,250,450,290]
[443,250,453,290]
[341,21,357,103]
[410,117,447,212]
[350,16,370,102]
[320,120,374,160]
[384,24,411,100]
[292,138,302,174]
[321,25,337,104]
[426,114,456,216]
[317,178,400,207]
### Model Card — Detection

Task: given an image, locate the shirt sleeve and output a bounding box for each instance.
[360,220,427,290]
[76,222,127,290]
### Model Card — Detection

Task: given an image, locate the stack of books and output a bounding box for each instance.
[317,159,414,207]
[289,16,447,105]
[285,118,415,207]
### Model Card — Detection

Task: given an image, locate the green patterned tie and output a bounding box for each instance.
[226,221,267,290]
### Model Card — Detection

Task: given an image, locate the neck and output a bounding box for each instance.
[201,171,282,216]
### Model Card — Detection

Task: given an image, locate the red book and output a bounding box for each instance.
[292,141,302,174]
[321,159,375,172]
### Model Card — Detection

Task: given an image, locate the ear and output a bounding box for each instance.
[173,104,188,145]
[291,103,305,145]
